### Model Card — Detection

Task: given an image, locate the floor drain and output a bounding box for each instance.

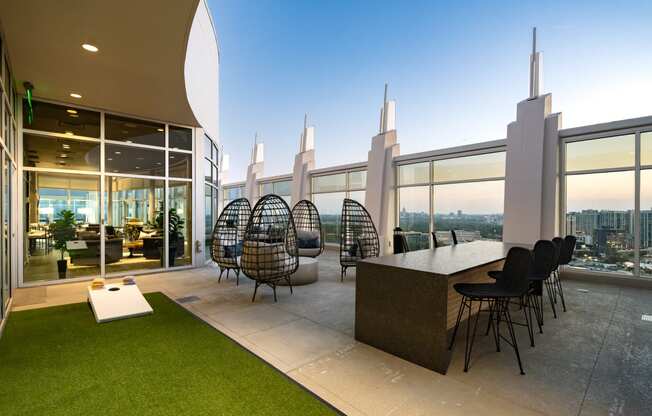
[642,314,652,322]
[577,288,589,293]
[176,295,200,304]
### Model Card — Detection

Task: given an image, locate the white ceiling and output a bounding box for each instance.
[0,0,201,126]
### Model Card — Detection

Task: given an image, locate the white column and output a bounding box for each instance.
[291,116,315,205]
[503,94,561,244]
[245,142,264,203]
[365,87,400,255]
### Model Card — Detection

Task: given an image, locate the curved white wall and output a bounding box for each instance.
[184,0,220,141]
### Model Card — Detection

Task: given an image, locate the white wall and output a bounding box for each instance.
[184,0,220,141]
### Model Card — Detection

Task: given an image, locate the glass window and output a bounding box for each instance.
[169,126,192,151]
[639,169,652,276]
[398,186,430,250]
[205,185,215,261]
[566,135,635,172]
[348,190,365,205]
[168,151,192,179]
[260,182,274,196]
[565,171,634,275]
[312,173,346,193]
[105,114,165,147]
[399,162,430,185]
[24,100,100,138]
[169,181,192,267]
[204,159,213,183]
[105,144,165,176]
[274,180,292,196]
[204,135,213,160]
[312,192,345,243]
[23,172,100,282]
[104,177,165,274]
[433,180,504,245]
[434,152,505,183]
[23,134,100,171]
[640,132,652,166]
[348,170,367,190]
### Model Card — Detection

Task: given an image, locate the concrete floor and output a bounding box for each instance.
[11,248,652,416]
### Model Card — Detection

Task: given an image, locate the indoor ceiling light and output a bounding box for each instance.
[69,114,79,118]
[125,140,132,143]
[65,131,74,136]
[82,43,98,52]
[59,154,68,158]
[170,156,175,159]
[62,144,71,149]
[70,93,82,99]
[115,151,121,155]
[157,128,164,132]
[66,109,77,114]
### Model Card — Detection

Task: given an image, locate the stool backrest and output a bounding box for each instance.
[451,230,458,245]
[393,228,409,254]
[431,232,438,248]
[551,237,563,268]
[532,240,556,277]
[559,235,577,266]
[498,246,532,295]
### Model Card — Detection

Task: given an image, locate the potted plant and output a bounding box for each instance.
[50,209,76,278]
[153,207,185,266]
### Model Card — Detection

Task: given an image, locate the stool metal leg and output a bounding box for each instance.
[502,299,525,375]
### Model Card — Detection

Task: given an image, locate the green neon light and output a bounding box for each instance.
[25,87,33,125]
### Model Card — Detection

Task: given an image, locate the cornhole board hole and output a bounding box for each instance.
[88,284,153,323]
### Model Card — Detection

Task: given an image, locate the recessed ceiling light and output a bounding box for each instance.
[59,154,68,158]
[135,166,140,169]
[66,109,77,114]
[69,114,79,118]
[157,128,164,132]
[170,156,175,159]
[64,131,74,136]
[70,93,82,99]
[107,158,113,161]
[62,144,71,149]
[156,162,162,165]
[82,43,99,52]
[115,151,121,155]
[125,140,132,143]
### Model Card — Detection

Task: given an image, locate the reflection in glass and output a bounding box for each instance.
[204,159,213,183]
[434,152,505,183]
[23,172,100,282]
[348,170,367,190]
[399,162,430,185]
[312,192,345,243]
[260,182,274,196]
[168,152,192,179]
[169,181,192,267]
[398,186,430,250]
[312,173,346,193]
[105,144,165,176]
[23,134,100,171]
[433,180,504,245]
[566,135,634,172]
[565,171,634,275]
[169,126,192,151]
[274,180,292,196]
[23,100,100,137]
[104,177,165,274]
[105,114,165,147]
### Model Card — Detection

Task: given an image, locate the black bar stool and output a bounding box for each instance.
[449,247,534,375]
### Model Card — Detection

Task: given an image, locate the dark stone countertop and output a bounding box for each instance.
[359,241,519,276]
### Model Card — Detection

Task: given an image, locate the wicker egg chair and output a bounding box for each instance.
[211,197,251,285]
[291,199,324,257]
[339,198,379,281]
[241,194,299,302]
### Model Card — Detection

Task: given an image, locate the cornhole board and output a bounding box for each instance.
[88,284,153,323]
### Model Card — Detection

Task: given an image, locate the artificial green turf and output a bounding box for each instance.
[0,293,335,416]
